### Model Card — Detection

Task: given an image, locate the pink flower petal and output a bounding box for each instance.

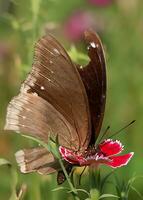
[59,146,85,165]
[103,152,134,168]
[99,139,123,156]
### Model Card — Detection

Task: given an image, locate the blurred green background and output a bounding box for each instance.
[0,0,143,199]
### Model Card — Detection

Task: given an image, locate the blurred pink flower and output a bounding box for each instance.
[88,0,112,6]
[64,11,94,41]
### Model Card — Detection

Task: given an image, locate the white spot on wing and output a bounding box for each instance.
[40,86,45,90]
[90,42,96,48]
[53,48,60,54]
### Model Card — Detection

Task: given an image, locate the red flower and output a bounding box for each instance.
[88,0,113,7]
[59,139,134,168]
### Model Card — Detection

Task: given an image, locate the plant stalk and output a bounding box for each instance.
[89,166,100,200]
[58,158,80,200]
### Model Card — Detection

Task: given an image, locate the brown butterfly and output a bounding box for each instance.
[4,30,106,184]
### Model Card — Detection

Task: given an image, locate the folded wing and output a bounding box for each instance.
[5,34,91,151]
[5,33,92,174]
[78,30,106,141]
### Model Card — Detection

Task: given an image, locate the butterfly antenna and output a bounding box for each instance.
[95,126,110,145]
[109,120,136,139]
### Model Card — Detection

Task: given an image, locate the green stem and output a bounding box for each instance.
[89,167,100,200]
[58,158,80,200]
[31,0,41,40]
[28,0,41,66]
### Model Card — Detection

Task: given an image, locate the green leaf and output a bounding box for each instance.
[22,134,60,158]
[52,186,68,192]
[131,186,143,199]
[115,174,143,199]
[47,136,60,158]
[100,170,114,192]
[99,194,119,199]
[76,189,90,196]
[22,134,48,149]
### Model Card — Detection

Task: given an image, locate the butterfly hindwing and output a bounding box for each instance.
[78,30,106,141]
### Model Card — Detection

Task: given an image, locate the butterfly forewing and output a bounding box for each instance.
[5,34,91,151]
[6,93,78,147]
[78,30,106,141]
